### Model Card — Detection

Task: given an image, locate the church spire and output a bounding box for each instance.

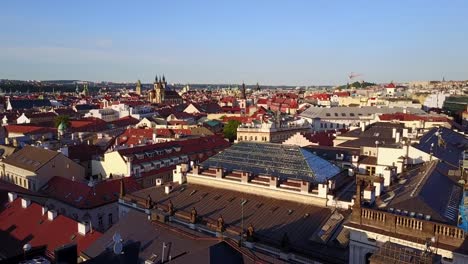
[162,75,166,83]
[155,75,158,82]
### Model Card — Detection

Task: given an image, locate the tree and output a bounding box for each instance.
[54,115,71,128]
[223,120,241,142]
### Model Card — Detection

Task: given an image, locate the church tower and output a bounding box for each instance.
[153,75,166,104]
[136,80,142,95]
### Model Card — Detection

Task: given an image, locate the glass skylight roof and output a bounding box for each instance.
[201,142,341,183]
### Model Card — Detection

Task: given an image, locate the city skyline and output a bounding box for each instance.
[1,0,468,85]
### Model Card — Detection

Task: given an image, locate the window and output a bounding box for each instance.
[108,213,113,225]
[330,123,334,128]
[98,216,103,226]
[320,123,323,128]
[255,136,257,141]
[334,113,338,117]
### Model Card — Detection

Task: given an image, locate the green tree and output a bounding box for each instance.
[223,120,241,142]
[54,115,71,128]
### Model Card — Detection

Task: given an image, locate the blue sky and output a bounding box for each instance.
[1,0,467,85]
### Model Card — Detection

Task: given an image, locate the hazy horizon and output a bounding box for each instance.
[1,1,468,85]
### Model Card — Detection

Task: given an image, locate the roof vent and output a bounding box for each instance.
[48,210,58,221]
[21,198,31,208]
[42,206,48,215]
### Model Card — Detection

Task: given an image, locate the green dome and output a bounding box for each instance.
[58,121,67,131]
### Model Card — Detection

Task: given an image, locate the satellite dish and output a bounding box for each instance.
[113,241,123,254]
[113,232,122,243]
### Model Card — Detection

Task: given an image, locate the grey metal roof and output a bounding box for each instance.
[300,106,426,120]
[201,142,341,183]
[384,161,462,224]
[415,127,468,167]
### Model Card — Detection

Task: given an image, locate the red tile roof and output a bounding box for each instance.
[5,125,57,135]
[0,198,102,257]
[41,177,141,209]
[385,83,396,88]
[70,118,108,132]
[108,116,139,127]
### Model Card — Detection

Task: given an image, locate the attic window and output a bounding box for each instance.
[350,113,355,116]
[341,113,346,116]
[334,113,338,117]
[425,215,431,221]
[287,209,294,215]
[189,190,197,196]
[241,199,248,206]
[326,113,331,117]
[270,206,279,212]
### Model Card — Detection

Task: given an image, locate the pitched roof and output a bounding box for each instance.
[40,177,141,209]
[117,135,230,165]
[0,198,101,258]
[201,142,341,183]
[2,145,59,172]
[5,124,57,135]
[415,127,468,166]
[385,161,462,224]
[8,99,51,110]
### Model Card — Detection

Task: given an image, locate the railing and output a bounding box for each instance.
[354,208,466,247]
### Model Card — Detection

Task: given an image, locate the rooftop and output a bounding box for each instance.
[128,183,347,263]
[2,145,59,172]
[0,198,101,259]
[300,106,426,120]
[201,142,341,183]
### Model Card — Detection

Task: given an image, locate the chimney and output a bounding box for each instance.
[215,167,224,179]
[392,128,396,138]
[165,185,173,194]
[300,181,310,193]
[193,165,200,175]
[48,210,58,221]
[241,171,250,183]
[8,192,17,202]
[269,176,278,188]
[395,132,400,143]
[156,178,163,186]
[360,122,366,132]
[42,206,48,215]
[21,198,31,208]
[78,222,90,235]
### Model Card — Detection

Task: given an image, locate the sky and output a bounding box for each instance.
[1,0,468,85]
